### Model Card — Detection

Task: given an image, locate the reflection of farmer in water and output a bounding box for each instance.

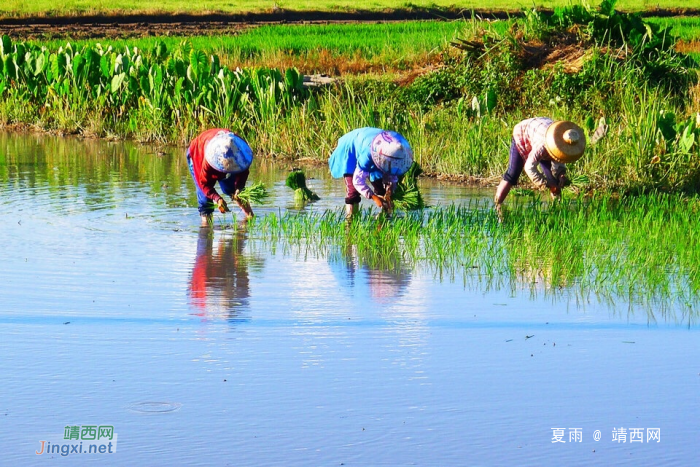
[331,243,411,304]
[188,230,257,321]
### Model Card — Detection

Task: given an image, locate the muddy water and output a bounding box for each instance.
[0,133,697,466]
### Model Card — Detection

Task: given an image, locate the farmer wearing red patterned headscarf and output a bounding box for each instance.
[186,129,254,226]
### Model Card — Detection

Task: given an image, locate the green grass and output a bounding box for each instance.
[1,1,696,17]
[3,7,700,192]
[31,17,700,73]
[648,16,700,61]
[34,21,476,74]
[648,17,700,41]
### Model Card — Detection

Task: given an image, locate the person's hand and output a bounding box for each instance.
[549,185,562,200]
[384,186,393,215]
[217,198,229,213]
[232,190,254,219]
[495,202,503,223]
[558,173,569,188]
[372,194,385,209]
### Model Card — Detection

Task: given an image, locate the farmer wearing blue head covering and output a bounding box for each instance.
[187,128,254,226]
[329,127,414,218]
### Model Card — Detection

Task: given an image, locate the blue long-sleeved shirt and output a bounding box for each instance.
[329,127,398,199]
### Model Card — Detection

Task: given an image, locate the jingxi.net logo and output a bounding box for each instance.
[36,425,117,457]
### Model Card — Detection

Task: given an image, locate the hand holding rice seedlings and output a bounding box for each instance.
[564,174,588,188]
[286,169,320,204]
[236,182,269,205]
[392,162,425,211]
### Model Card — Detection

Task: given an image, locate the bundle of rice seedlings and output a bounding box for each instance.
[392,162,424,211]
[236,182,269,204]
[286,169,320,203]
[568,174,589,188]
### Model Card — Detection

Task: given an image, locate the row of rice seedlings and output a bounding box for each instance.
[245,194,700,317]
[34,21,473,74]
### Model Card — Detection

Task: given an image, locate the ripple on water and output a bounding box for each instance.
[127,402,183,414]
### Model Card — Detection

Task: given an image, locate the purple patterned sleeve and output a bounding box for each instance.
[352,167,375,199]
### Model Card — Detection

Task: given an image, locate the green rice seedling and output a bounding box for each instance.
[392,162,425,211]
[243,193,700,322]
[237,182,269,204]
[285,169,320,204]
[568,174,589,188]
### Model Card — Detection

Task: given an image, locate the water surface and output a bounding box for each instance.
[0,133,697,466]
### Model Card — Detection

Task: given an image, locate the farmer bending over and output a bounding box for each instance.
[329,127,413,219]
[187,129,254,226]
[494,118,586,208]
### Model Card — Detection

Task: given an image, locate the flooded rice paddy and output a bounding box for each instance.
[1,132,698,466]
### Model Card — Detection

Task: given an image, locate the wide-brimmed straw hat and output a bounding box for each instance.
[204,131,253,174]
[545,121,586,164]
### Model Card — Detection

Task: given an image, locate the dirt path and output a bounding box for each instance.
[1,8,698,40]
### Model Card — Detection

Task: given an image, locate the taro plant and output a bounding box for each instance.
[0,36,310,142]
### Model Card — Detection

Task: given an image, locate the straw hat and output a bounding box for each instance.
[370,131,413,176]
[204,131,253,174]
[545,121,586,164]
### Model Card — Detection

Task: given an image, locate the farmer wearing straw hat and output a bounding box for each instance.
[494,118,586,208]
[329,127,414,218]
[187,128,255,226]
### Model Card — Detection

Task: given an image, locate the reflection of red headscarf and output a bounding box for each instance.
[188,246,211,316]
[187,232,251,320]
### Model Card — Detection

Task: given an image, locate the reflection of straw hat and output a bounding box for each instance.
[545,121,586,163]
[370,131,413,176]
[204,131,253,174]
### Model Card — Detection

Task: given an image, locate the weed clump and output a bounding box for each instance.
[405,0,697,113]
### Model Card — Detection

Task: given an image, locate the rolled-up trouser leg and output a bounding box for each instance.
[343,174,362,205]
[503,139,525,185]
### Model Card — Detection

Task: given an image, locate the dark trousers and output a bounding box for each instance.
[343,174,385,205]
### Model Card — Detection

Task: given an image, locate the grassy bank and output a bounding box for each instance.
[1,1,696,17]
[1,2,700,192]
